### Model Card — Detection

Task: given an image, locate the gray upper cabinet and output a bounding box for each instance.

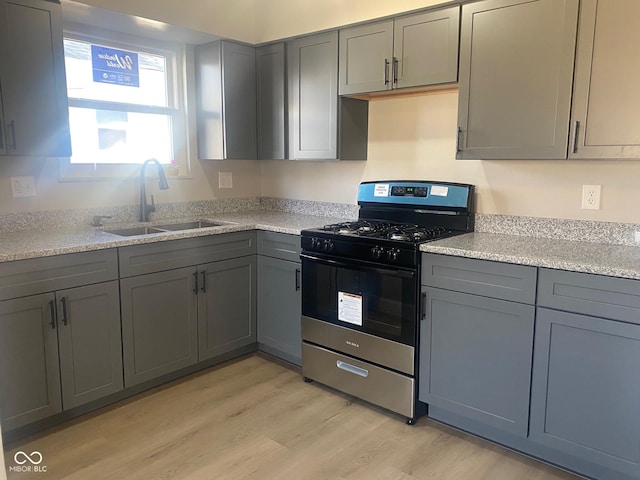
[339,7,460,95]
[570,0,640,159]
[456,0,579,160]
[256,43,286,160]
[288,31,368,160]
[0,0,71,157]
[195,40,257,160]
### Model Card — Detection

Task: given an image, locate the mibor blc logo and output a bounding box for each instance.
[10,451,48,474]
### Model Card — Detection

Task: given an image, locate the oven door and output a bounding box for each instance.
[301,253,417,346]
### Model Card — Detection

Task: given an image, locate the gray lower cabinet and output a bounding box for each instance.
[0,293,61,430]
[530,268,640,480]
[256,231,302,365]
[531,308,640,480]
[195,40,257,160]
[420,287,534,437]
[56,281,123,410]
[456,0,579,159]
[570,0,640,158]
[120,267,198,387]
[0,250,121,431]
[198,256,257,361]
[420,253,537,437]
[256,43,286,160]
[119,232,257,387]
[0,280,122,430]
[287,31,368,160]
[0,0,71,156]
[339,7,459,95]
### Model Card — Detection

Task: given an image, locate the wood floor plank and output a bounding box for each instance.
[3,355,581,480]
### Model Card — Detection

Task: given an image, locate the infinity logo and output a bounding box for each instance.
[14,451,43,465]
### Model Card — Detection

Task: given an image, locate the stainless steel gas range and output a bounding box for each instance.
[300,180,474,424]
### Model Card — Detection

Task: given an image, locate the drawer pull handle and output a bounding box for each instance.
[336,360,368,378]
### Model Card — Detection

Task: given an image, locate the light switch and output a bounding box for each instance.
[218,172,233,189]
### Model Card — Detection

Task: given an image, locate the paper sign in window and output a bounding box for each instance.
[338,292,363,326]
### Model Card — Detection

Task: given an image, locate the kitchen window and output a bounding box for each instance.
[60,29,189,179]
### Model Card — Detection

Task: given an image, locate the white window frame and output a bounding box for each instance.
[60,25,190,180]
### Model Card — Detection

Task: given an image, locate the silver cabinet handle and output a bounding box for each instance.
[384,58,390,85]
[392,57,399,84]
[572,120,580,154]
[60,297,69,326]
[8,120,16,150]
[336,360,368,378]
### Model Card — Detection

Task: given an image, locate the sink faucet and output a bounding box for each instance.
[139,159,169,222]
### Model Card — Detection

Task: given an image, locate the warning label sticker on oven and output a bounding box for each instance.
[338,292,363,326]
[374,184,390,197]
[430,185,449,197]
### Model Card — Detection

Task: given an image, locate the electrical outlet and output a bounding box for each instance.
[10,176,37,197]
[218,172,233,189]
[581,184,601,210]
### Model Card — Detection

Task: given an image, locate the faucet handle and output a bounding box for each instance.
[149,194,156,213]
[92,215,112,227]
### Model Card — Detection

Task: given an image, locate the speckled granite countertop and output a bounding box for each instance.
[0,211,343,263]
[422,232,640,280]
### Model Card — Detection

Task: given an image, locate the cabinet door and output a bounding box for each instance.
[0,0,71,156]
[120,267,198,387]
[394,7,459,89]
[288,31,339,160]
[530,308,640,479]
[570,0,640,158]
[257,256,301,365]
[457,0,578,159]
[257,43,286,160]
[195,41,256,160]
[198,256,256,361]
[339,20,393,95]
[221,41,257,159]
[420,287,534,436]
[56,281,123,409]
[0,293,62,430]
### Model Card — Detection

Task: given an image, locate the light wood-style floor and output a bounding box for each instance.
[3,355,581,480]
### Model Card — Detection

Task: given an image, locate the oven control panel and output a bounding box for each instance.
[302,235,416,268]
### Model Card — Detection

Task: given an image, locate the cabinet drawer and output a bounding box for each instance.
[538,268,640,324]
[422,253,537,304]
[257,231,300,262]
[302,342,414,419]
[119,231,256,277]
[0,249,118,301]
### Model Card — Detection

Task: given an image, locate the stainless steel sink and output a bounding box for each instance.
[105,220,225,237]
[153,220,224,231]
[105,226,166,236]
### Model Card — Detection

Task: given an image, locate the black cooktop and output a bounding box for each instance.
[315,220,451,244]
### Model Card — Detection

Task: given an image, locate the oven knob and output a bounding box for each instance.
[371,246,384,260]
[323,239,335,252]
[311,238,320,250]
[387,248,399,262]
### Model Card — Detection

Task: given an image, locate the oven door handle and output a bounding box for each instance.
[300,253,416,278]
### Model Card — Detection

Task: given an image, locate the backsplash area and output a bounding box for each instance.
[0,198,638,246]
